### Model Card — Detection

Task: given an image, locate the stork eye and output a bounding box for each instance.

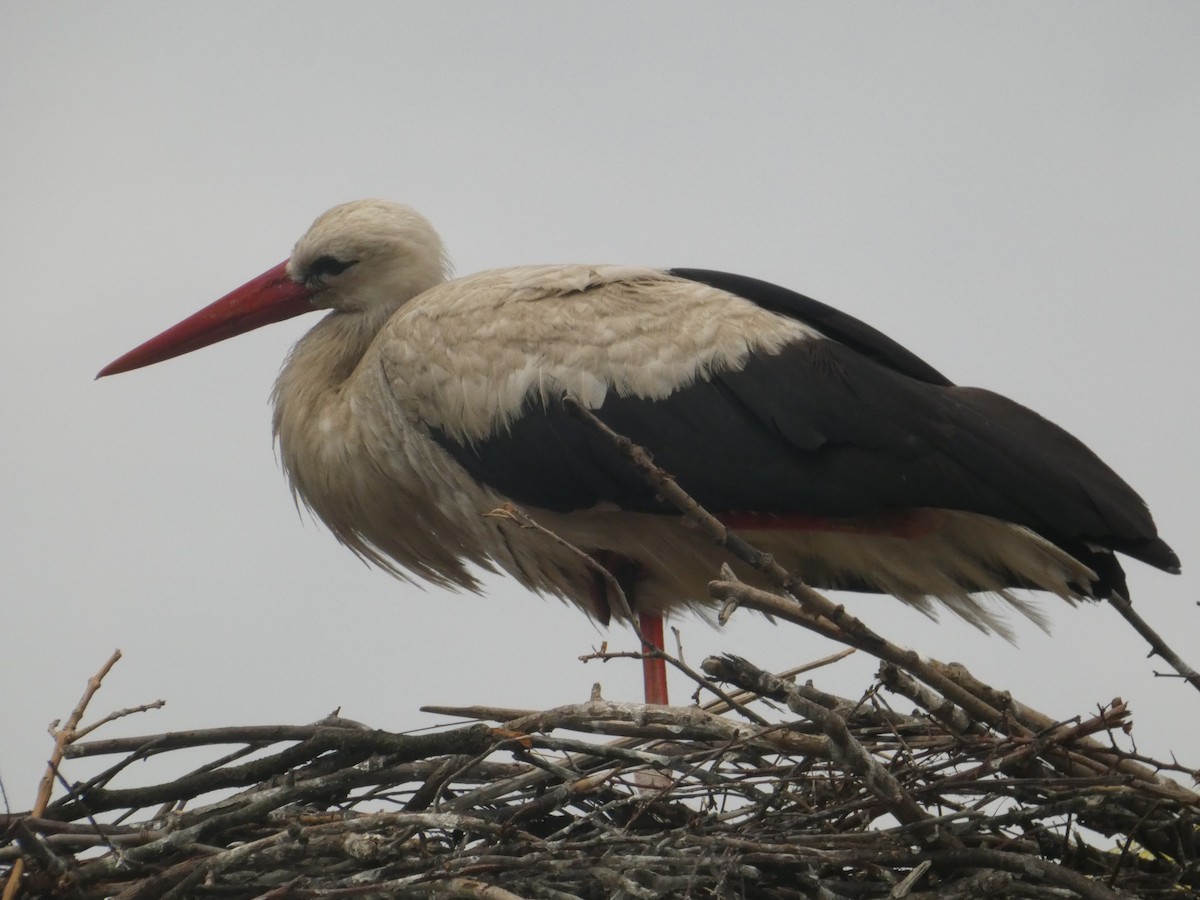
[306,255,357,282]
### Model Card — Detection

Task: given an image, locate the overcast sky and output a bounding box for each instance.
[3,4,1198,810]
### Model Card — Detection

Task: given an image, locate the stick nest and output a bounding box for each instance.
[3,646,1198,899]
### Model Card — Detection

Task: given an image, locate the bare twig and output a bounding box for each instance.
[3,649,122,900]
[1107,593,1200,696]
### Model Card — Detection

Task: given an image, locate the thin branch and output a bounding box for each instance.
[3,649,123,900]
[1107,593,1200,696]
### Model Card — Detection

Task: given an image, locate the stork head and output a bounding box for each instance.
[289,200,449,314]
[98,200,449,377]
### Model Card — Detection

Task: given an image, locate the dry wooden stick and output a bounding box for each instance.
[1106,593,1200,695]
[50,723,496,824]
[697,649,857,716]
[66,721,382,760]
[877,662,984,737]
[2,649,122,900]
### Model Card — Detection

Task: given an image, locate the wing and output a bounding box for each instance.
[419,269,1179,594]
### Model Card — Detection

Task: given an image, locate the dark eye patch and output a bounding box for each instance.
[306,255,357,281]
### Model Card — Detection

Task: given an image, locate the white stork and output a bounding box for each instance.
[100,200,1180,704]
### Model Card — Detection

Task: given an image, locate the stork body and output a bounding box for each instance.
[101,201,1180,697]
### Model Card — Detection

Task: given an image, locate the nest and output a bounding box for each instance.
[6,404,1197,898]
[2,639,1199,900]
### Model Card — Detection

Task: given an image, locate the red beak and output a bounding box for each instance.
[97,260,315,378]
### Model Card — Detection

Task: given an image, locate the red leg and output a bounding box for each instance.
[638,610,669,705]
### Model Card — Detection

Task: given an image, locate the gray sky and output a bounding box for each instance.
[4,4,1198,809]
